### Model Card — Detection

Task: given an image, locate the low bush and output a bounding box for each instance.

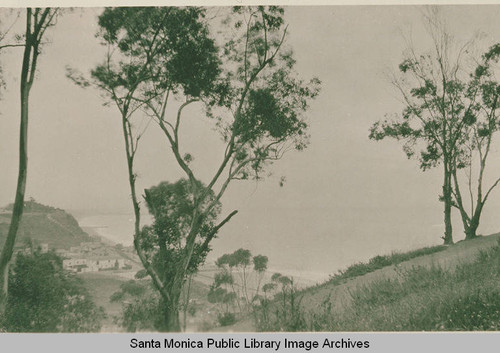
[254,277,307,332]
[327,245,447,286]
[217,312,237,327]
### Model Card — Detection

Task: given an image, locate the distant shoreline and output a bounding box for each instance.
[75,214,136,247]
[81,226,117,247]
[74,213,150,247]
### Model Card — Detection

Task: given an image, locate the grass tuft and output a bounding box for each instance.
[327,245,447,286]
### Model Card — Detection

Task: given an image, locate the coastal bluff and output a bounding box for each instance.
[0,200,93,250]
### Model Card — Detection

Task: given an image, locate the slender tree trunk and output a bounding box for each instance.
[242,266,250,309]
[465,205,482,240]
[0,11,33,314]
[0,90,29,313]
[120,114,180,332]
[120,109,195,332]
[451,170,471,235]
[452,168,488,241]
[443,163,453,245]
[465,222,479,240]
[253,272,264,305]
[182,274,193,332]
[229,269,242,313]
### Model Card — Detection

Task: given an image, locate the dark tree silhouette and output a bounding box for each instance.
[370,9,500,244]
[70,6,320,331]
[0,8,59,314]
[2,250,104,332]
[449,43,500,240]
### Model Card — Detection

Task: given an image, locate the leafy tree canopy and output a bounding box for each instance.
[69,6,321,332]
[1,251,104,332]
[90,7,220,102]
[138,179,221,282]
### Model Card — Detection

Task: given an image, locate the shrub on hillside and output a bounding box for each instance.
[253,274,307,332]
[217,312,237,326]
[328,245,447,286]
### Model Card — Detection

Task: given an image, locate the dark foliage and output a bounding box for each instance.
[139,179,221,280]
[1,251,104,332]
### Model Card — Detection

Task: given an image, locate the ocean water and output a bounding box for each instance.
[73,198,500,286]
[78,214,137,245]
[74,207,450,285]
[75,212,332,284]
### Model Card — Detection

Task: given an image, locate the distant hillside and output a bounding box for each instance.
[0,200,92,250]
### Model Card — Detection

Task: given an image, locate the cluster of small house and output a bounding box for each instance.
[57,242,131,273]
[14,241,131,273]
[62,256,130,273]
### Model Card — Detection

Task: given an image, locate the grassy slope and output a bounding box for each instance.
[300,234,500,314]
[309,235,500,331]
[225,233,500,332]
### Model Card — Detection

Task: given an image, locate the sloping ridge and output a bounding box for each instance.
[0,201,91,250]
[220,233,500,332]
[301,233,500,313]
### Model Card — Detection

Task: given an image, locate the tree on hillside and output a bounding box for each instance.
[369,9,500,244]
[214,249,269,312]
[215,249,251,311]
[207,270,238,326]
[1,250,104,332]
[0,8,59,314]
[139,179,223,331]
[209,249,269,327]
[72,6,320,331]
[252,254,269,303]
[67,8,223,331]
[254,272,305,331]
[450,44,500,239]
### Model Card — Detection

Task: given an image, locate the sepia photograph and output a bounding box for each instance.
[1,2,500,336]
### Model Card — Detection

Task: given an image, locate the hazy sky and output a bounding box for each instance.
[2,5,500,277]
